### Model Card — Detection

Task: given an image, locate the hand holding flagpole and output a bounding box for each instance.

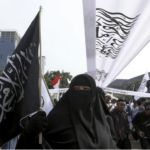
[39,5,43,145]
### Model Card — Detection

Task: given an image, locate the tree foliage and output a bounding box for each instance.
[123,80,141,91]
[114,80,142,102]
[44,70,73,89]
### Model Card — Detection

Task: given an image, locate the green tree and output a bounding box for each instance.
[59,70,72,88]
[134,80,141,91]
[115,80,142,102]
[114,94,132,102]
[44,70,73,89]
[123,80,141,91]
[123,82,134,91]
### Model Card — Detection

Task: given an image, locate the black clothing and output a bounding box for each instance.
[44,90,79,149]
[25,111,48,137]
[111,108,131,149]
[111,108,131,139]
[46,74,116,149]
[96,87,110,116]
[16,74,116,149]
[16,131,51,149]
[139,137,150,149]
[117,138,131,149]
[118,112,127,140]
[132,111,150,138]
[96,87,117,143]
[106,115,118,143]
[145,102,150,111]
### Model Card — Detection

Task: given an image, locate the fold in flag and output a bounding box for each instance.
[0,12,40,146]
[51,75,61,89]
[83,0,150,88]
[134,72,150,101]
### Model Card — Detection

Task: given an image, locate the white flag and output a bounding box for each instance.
[41,77,54,116]
[83,0,150,88]
[134,72,150,100]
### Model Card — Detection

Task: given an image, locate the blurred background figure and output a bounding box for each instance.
[110,97,118,111]
[132,102,150,149]
[131,102,137,119]
[134,98,147,117]
[125,100,133,129]
[105,93,112,110]
[111,99,134,149]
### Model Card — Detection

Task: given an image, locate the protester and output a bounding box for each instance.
[125,100,132,129]
[134,99,141,116]
[132,102,150,149]
[131,102,137,119]
[105,93,112,110]
[110,99,134,149]
[110,97,118,111]
[130,97,134,110]
[134,98,147,117]
[16,74,116,149]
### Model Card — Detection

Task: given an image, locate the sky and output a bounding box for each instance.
[0,0,150,80]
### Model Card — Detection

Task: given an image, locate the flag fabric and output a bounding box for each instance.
[41,77,54,116]
[134,72,150,100]
[83,0,150,88]
[51,75,61,89]
[0,12,40,146]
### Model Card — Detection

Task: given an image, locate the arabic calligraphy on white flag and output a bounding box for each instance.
[83,0,150,88]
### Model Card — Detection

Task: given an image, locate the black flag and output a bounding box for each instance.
[0,12,40,146]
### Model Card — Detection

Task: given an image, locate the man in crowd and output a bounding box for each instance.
[110,97,118,111]
[134,98,147,117]
[105,93,112,110]
[125,100,133,129]
[132,102,150,149]
[131,101,137,119]
[111,99,134,149]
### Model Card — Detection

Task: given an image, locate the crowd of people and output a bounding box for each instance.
[105,91,150,149]
[2,74,150,149]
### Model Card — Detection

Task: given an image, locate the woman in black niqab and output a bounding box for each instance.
[44,74,116,149]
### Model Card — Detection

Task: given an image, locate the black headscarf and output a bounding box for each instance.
[96,87,110,116]
[44,74,116,149]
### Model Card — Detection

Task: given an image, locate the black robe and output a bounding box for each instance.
[16,74,117,149]
[44,74,116,149]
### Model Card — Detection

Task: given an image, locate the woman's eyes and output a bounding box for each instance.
[73,87,91,90]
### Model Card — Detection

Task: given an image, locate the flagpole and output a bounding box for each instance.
[42,75,55,106]
[39,5,43,145]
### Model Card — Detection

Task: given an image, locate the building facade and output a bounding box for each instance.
[0,30,21,70]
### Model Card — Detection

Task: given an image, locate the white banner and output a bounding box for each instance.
[49,88,150,98]
[83,0,150,88]
[134,72,150,100]
[49,88,68,94]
